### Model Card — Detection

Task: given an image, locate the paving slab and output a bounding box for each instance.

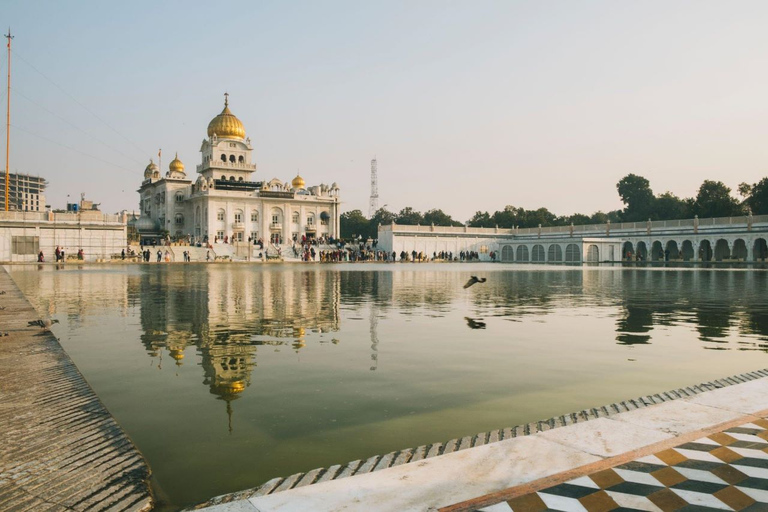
[687,378,768,414]
[610,400,742,436]
[536,417,675,459]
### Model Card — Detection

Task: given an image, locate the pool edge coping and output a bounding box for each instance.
[185,368,768,509]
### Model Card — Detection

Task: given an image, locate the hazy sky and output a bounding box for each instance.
[3,1,768,221]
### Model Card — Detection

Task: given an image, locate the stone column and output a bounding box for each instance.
[282,203,290,245]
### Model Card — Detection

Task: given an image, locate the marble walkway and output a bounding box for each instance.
[196,376,768,512]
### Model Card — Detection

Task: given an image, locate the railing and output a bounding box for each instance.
[259,190,295,199]
[0,210,124,224]
[382,213,768,238]
[196,161,256,172]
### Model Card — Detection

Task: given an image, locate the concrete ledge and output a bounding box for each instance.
[0,267,152,511]
[187,369,768,510]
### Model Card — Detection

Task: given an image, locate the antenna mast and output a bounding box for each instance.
[4,28,12,211]
[368,157,378,218]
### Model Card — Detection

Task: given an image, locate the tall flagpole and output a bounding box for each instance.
[4,28,12,212]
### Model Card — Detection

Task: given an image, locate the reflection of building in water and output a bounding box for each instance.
[136,266,341,428]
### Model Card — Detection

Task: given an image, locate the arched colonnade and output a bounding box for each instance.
[620,236,767,262]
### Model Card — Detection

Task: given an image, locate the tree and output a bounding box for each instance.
[525,207,558,227]
[655,192,690,220]
[692,180,743,218]
[340,210,369,239]
[616,174,655,221]
[492,206,519,228]
[563,213,591,225]
[423,209,462,226]
[371,207,396,228]
[395,207,424,225]
[738,182,752,199]
[746,178,768,215]
[467,211,493,228]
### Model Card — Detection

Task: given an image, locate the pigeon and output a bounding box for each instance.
[464,317,487,329]
[0,291,5,295]
[463,276,487,289]
[28,318,60,330]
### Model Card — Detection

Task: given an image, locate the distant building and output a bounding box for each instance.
[0,172,47,211]
[136,94,341,246]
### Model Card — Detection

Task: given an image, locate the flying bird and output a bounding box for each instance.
[463,276,487,289]
[28,318,60,330]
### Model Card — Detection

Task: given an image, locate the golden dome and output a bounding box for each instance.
[169,153,185,173]
[144,159,158,178]
[292,174,305,189]
[207,94,246,140]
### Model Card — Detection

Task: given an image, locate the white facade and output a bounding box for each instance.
[137,96,341,245]
[0,210,126,262]
[379,214,768,263]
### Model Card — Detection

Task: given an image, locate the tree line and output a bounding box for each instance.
[340,174,768,238]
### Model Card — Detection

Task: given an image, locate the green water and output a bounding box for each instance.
[8,263,768,509]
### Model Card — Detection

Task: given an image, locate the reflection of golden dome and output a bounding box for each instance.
[293,326,306,337]
[291,174,305,189]
[169,349,184,361]
[207,94,246,140]
[169,153,185,173]
[212,381,246,395]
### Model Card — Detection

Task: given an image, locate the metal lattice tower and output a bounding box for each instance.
[368,157,378,218]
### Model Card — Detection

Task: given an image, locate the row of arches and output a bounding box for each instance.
[622,238,767,262]
[500,243,585,263]
[219,154,245,164]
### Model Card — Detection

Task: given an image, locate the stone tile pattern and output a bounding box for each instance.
[190,368,768,509]
[0,268,152,511]
[478,418,768,512]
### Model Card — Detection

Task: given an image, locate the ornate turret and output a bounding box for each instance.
[167,153,186,178]
[144,159,159,180]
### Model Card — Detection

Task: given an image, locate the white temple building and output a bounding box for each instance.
[137,94,341,246]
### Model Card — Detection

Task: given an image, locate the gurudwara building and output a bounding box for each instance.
[137,94,341,246]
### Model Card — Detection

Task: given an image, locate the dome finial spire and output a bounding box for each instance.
[224,91,229,107]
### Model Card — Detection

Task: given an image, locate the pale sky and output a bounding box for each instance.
[3,1,768,221]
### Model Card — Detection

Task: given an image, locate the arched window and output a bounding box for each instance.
[234,210,243,223]
[565,244,580,262]
[251,211,258,223]
[307,213,315,226]
[238,155,244,163]
[175,213,184,225]
[229,155,236,163]
[271,207,283,226]
[292,212,300,224]
[230,176,235,181]
[238,176,244,182]
[217,209,225,221]
[221,154,227,162]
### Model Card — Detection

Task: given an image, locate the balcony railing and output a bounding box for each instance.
[260,190,295,199]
